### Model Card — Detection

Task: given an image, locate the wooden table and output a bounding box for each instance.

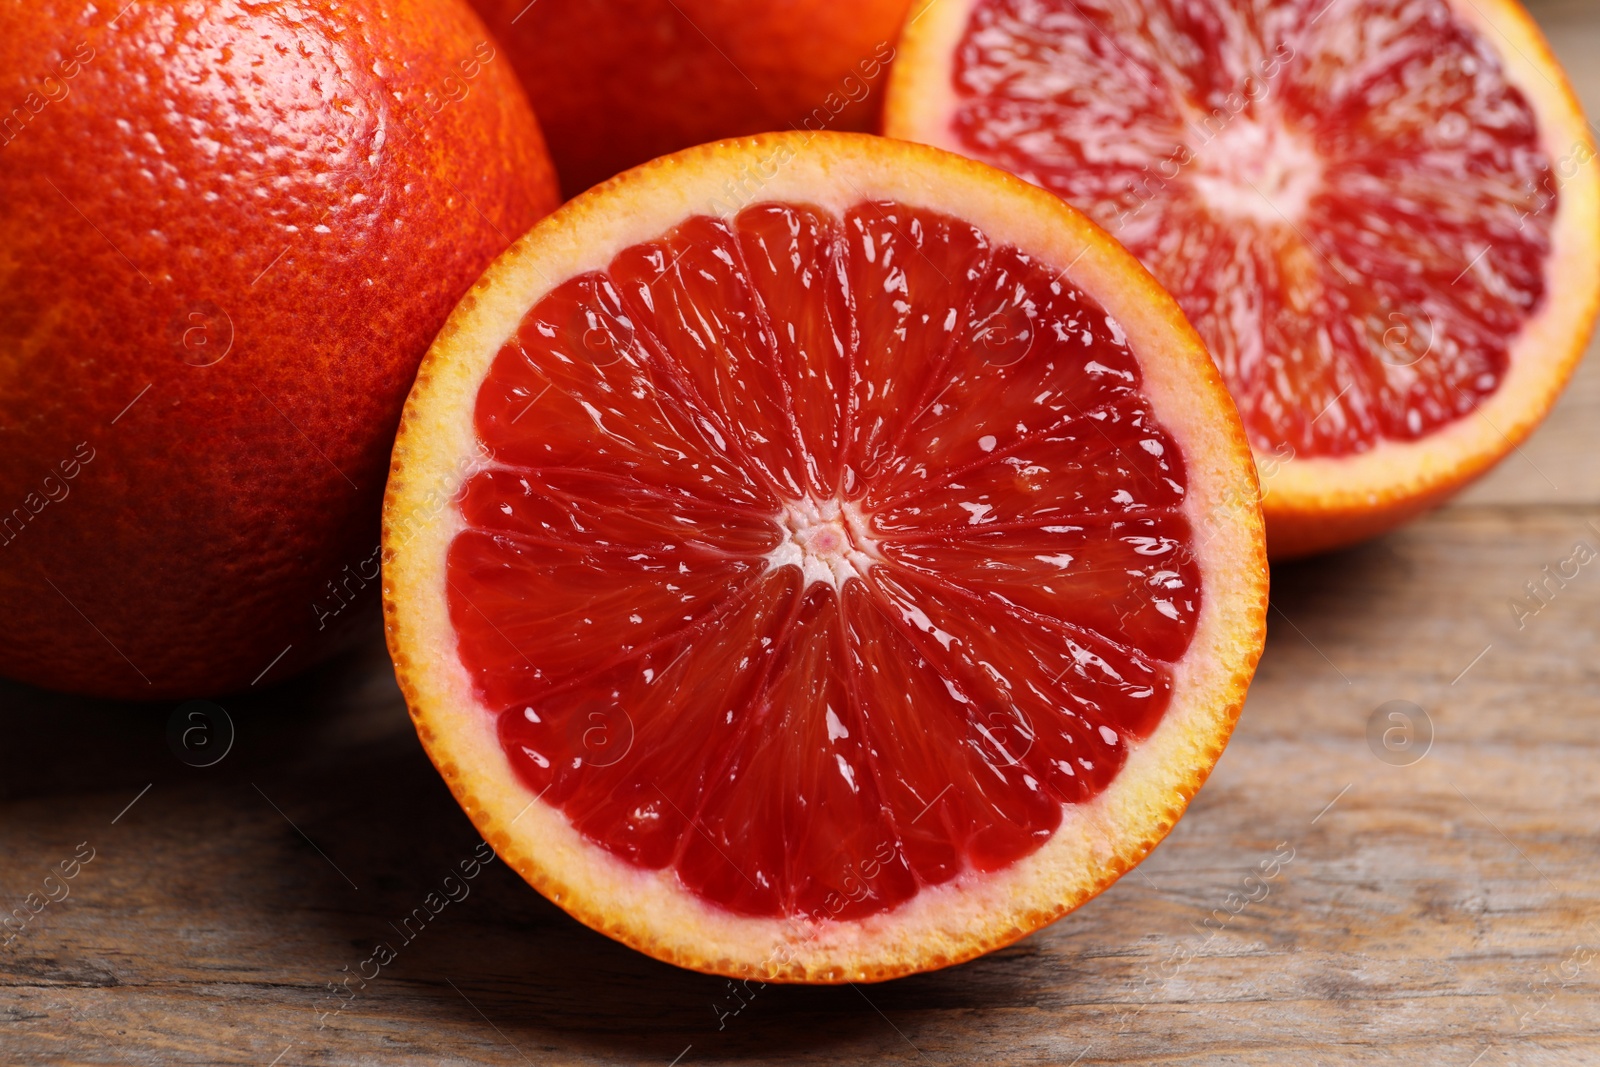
[5,3,1600,1063]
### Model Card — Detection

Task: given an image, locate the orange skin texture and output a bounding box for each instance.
[0,0,559,699]
[470,0,914,195]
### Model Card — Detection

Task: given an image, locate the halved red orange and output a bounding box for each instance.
[383,132,1267,980]
[886,0,1600,557]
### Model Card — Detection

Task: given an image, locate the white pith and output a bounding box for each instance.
[764,496,881,591]
[1190,114,1322,227]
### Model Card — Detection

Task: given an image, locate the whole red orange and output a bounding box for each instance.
[0,0,559,698]
[470,0,914,195]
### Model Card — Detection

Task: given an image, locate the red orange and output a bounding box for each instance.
[384,133,1268,979]
[887,0,1600,556]
[470,0,914,194]
[0,0,560,697]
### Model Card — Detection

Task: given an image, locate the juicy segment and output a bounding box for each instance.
[447,200,1200,921]
[948,0,1554,457]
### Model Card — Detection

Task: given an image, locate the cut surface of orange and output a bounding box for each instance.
[383,133,1267,981]
[886,0,1600,557]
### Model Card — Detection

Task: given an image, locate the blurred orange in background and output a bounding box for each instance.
[471,0,915,195]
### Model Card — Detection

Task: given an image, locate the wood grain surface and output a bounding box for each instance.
[4,3,1600,1063]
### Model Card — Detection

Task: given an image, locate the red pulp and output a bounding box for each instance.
[448,200,1200,920]
[949,0,1554,458]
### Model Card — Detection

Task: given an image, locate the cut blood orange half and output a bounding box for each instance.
[382,132,1267,981]
[887,0,1600,557]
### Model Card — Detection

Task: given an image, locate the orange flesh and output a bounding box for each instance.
[947,0,1554,457]
[447,200,1201,920]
